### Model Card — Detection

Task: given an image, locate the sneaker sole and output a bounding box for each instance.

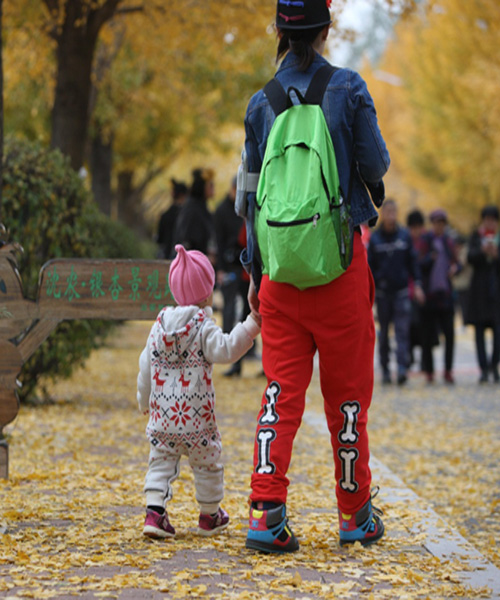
[143,526,175,539]
[339,523,385,547]
[197,522,229,537]
[245,538,299,554]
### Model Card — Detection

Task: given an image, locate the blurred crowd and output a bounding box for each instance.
[155,169,500,387]
[366,201,500,386]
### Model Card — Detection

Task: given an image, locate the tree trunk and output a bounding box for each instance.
[90,131,113,216]
[50,19,97,171]
[46,0,122,171]
[0,0,3,211]
[116,170,147,236]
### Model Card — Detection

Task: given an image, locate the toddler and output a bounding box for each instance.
[137,244,260,539]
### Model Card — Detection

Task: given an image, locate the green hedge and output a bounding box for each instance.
[1,136,154,401]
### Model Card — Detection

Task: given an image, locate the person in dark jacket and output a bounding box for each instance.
[465,205,500,383]
[174,168,216,263]
[368,199,424,385]
[214,177,252,377]
[418,209,461,384]
[157,179,188,259]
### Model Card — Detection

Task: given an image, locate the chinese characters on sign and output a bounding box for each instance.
[44,263,174,314]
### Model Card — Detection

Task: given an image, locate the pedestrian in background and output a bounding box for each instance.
[174,168,217,263]
[453,233,473,327]
[368,199,424,385]
[157,179,188,259]
[418,209,461,384]
[465,205,500,384]
[215,176,252,377]
[406,209,429,370]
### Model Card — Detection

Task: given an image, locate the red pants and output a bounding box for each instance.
[251,233,376,514]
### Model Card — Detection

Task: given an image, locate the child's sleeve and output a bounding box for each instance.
[201,314,260,364]
[136,345,151,414]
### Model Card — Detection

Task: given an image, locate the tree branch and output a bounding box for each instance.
[87,0,124,38]
[115,5,145,15]
[41,0,58,16]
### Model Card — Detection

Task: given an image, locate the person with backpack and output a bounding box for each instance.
[238,0,390,553]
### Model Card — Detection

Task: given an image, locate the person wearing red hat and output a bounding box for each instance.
[137,245,260,540]
[241,0,389,553]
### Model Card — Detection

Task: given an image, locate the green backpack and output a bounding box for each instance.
[255,65,353,290]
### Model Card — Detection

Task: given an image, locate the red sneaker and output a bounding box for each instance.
[143,509,175,539]
[198,507,229,537]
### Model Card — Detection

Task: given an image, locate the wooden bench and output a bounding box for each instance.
[0,243,174,478]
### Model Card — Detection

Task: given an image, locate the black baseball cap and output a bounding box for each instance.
[276,0,332,30]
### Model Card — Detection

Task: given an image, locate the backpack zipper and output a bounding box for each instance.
[267,213,321,228]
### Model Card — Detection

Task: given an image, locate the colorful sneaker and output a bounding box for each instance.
[245,504,299,554]
[198,507,230,537]
[143,508,175,539]
[339,491,385,547]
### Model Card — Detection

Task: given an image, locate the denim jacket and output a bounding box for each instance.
[242,51,390,287]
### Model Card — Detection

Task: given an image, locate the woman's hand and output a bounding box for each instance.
[248,276,260,315]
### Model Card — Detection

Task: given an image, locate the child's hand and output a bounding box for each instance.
[250,309,262,327]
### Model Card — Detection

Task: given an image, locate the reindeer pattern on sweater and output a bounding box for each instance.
[137,305,259,458]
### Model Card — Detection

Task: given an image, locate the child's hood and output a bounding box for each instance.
[152,305,211,362]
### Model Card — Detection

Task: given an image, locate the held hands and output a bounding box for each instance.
[248,277,260,313]
[414,285,426,306]
[250,309,262,328]
[248,277,262,327]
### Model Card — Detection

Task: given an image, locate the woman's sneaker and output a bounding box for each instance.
[143,508,175,539]
[198,507,230,537]
[339,494,384,546]
[245,504,299,554]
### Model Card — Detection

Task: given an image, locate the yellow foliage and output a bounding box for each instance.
[367,0,500,227]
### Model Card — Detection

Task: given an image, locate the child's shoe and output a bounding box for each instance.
[339,494,385,546]
[143,508,175,539]
[245,504,299,554]
[198,507,230,537]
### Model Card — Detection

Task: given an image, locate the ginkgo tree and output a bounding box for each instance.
[371,0,500,221]
[3,0,417,230]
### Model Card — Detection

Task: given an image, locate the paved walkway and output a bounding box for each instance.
[0,321,498,599]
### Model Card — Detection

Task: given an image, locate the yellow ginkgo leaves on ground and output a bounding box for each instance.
[0,321,497,599]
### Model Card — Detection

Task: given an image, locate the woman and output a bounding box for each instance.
[465,205,500,384]
[242,0,390,553]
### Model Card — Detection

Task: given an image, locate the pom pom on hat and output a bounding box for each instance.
[168,245,215,306]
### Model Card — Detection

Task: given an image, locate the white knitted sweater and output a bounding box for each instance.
[137,305,259,443]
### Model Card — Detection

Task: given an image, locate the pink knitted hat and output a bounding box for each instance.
[168,244,215,306]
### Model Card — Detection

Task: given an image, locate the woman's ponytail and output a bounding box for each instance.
[276,26,325,72]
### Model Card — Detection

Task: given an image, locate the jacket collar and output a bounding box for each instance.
[276,50,328,74]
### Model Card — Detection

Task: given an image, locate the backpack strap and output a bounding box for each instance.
[263,78,290,117]
[304,64,338,105]
[264,63,338,114]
